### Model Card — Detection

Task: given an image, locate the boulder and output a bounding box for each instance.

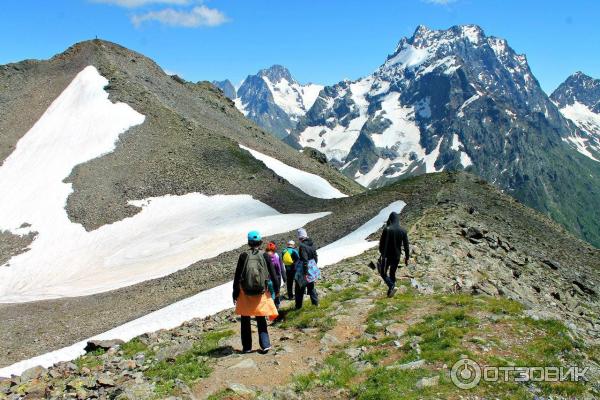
[387,359,426,370]
[20,366,46,382]
[228,359,257,370]
[320,333,341,347]
[416,375,439,389]
[227,383,256,396]
[385,323,406,338]
[155,340,193,362]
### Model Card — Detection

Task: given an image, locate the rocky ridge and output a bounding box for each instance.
[1,172,599,399]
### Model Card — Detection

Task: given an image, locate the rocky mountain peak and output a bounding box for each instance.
[211,79,236,100]
[290,25,600,248]
[258,64,295,84]
[551,71,600,111]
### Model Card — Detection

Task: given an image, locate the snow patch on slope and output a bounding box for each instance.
[385,45,432,70]
[298,78,373,163]
[262,76,323,121]
[451,134,473,167]
[558,101,600,162]
[0,66,328,302]
[0,201,406,378]
[234,97,249,116]
[239,145,347,199]
[373,93,421,149]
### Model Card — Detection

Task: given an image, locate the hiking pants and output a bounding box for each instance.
[285,266,295,298]
[295,281,318,309]
[240,316,270,351]
[382,259,400,289]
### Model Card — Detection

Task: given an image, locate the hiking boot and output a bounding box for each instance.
[387,286,397,298]
[260,346,271,354]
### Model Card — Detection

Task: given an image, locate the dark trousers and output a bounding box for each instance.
[285,266,295,298]
[240,316,270,351]
[382,259,399,289]
[295,281,318,309]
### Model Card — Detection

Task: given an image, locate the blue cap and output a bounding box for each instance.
[247,230,262,241]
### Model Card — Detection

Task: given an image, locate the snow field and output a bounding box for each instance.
[239,145,347,199]
[0,66,329,302]
[0,201,406,377]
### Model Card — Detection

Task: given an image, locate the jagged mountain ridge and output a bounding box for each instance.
[211,79,236,100]
[213,65,323,138]
[550,71,600,161]
[284,24,600,247]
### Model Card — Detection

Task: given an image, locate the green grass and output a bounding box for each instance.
[300,281,593,399]
[351,368,452,400]
[406,308,478,364]
[292,353,358,393]
[279,287,360,332]
[74,348,105,370]
[144,330,233,396]
[121,337,153,359]
[361,349,389,365]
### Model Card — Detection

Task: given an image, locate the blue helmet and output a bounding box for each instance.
[247,230,262,241]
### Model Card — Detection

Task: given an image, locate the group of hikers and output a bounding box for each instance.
[232,212,409,354]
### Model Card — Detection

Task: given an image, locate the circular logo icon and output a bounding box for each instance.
[451,358,481,389]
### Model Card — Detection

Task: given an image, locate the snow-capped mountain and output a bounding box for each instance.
[213,65,323,138]
[551,72,600,162]
[288,24,600,247]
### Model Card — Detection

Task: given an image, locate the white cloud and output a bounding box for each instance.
[131,5,228,28]
[92,0,191,8]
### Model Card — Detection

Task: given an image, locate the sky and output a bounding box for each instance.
[0,0,599,93]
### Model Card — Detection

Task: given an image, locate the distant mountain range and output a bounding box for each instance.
[214,25,600,247]
[213,65,322,138]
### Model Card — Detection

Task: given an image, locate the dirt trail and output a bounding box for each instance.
[192,290,378,399]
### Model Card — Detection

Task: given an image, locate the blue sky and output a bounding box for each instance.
[1,0,599,93]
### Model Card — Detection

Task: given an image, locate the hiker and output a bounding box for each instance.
[232,231,280,353]
[378,211,410,297]
[294,228,320,309]
[265,241,285,309]
[281,240,299,300]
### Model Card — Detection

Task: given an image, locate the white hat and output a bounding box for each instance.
[297,228,308,240]
[287,240,296,247]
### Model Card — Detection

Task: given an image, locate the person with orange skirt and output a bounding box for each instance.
[233,230,280,353]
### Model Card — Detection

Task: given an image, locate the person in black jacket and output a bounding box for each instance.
[294,228,319,309]
[232,230,280,353]
[378,212,410,297]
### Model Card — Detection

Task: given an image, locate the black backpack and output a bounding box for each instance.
[241,249,269,295]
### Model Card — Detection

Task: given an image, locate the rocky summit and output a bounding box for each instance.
[213,65,323,139]
[282,24,600,248]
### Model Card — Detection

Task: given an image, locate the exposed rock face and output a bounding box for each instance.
[211,79,236,100]
[214,65,323,139]
[551,71,600,162]
[288,24,600,247]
